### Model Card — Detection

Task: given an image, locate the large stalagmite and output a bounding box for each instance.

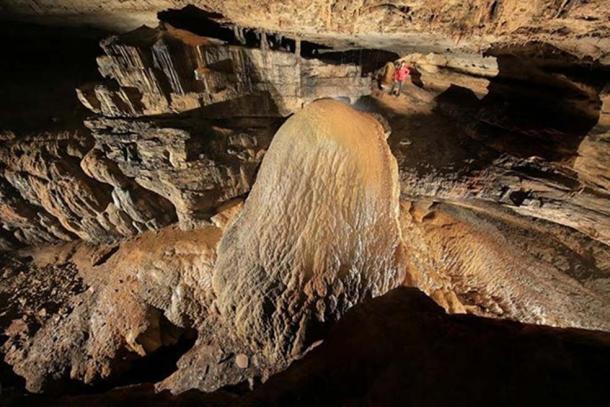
[213,99,405,365]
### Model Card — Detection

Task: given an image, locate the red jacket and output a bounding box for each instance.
[394,65,410,81]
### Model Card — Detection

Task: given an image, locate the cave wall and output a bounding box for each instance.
[1,1,609,61]
[0,18,378,249]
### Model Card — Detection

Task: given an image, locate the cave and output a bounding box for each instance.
[0,1,609,406]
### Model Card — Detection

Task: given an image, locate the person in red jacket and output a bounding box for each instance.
[391,61,410,96]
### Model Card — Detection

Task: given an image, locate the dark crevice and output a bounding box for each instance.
[114,320,197,388]
[0,22,107,135]
[92,245,120,267]
[434,43,610,161]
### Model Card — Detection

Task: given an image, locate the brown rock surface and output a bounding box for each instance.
[2,1,609,60]
[400,200,610,331]
[575,84,610,191]
[241,287,610,406]
[83,115,275,230]
[1,5,610,402]
[2,223,221,392]
[0,17,383,247]
[7,290,610,406]
[0,130,178,246]
[1,100,407,393]
[76,23,372,118]
[212,98,404,371]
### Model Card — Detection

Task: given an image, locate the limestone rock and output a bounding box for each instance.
[212,99,405,367]
[2,1,609,60]
[400,200,610,332]
[575,84,610,191]
[84,114,275,230]
[399,154,610,246]
[77,23,372,118]
[1,6,610,399]
[2,224,221,392]
[0,99,277,246]
[0,130,177,246]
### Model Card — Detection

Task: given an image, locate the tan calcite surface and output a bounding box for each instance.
[3,223,222,392]
[213,99,405,366]
[400,200,610,332]
[1,5,610,396]
[575,84,610,191]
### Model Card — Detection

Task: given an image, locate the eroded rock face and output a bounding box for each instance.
[2,100,407,393]
[2,223,221,392]
[575,84,610,191]
[0,117,268,247]
[84,115,275,230]
[213,99,404,366]
[400,200,610,332]
[0,17,381,248]
[77,23,371,118]
[2,1,609,61]
[1,6,610,400]
[0,130,175,248]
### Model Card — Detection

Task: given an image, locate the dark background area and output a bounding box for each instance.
[0,22,108,135]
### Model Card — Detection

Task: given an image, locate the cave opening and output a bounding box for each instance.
[106,316,198,391]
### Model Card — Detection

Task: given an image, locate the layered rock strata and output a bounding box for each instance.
[76,23,371,118]
[1,7,610,399]
[575,84,610,191]
[0,116,274,247]
[0,18,379,247]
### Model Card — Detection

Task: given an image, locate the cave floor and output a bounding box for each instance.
[4,288,609,406]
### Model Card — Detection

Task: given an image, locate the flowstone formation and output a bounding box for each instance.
[400,200,610,332]
[213,99,404,366]
[2,100,404,394]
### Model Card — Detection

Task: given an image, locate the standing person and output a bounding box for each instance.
[391,61,410,96]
